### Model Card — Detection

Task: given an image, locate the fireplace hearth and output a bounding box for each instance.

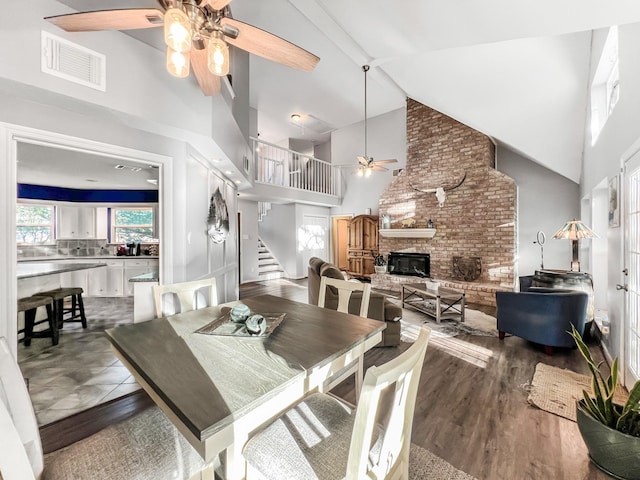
[387,252,430,278]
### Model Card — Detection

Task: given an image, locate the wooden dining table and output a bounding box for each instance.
[105,294,385,480]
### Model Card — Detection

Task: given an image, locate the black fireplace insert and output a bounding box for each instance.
[387,252,430,278]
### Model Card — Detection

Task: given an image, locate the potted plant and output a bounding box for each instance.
[371,251,387,274]
[569,324,640,479]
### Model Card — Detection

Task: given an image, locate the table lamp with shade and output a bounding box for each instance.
[552,219,598,272]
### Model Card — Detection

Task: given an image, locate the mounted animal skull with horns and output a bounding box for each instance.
[410,172,466,207]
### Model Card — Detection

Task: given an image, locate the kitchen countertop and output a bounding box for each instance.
[129,272,160,282]
[17,262,107,280]
[18,256,159,262]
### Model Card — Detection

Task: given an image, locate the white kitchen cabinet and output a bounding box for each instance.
[124,259,159,296]
[57,206,96,238]
[88,260,124,296]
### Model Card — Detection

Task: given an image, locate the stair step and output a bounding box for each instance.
[259,260,278,267]
[258,270,284,279]
[259,264,283,272]
[257,237,284,278]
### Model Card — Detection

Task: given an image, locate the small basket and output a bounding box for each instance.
[425,280,440,291]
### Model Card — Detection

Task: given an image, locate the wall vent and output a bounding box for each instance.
[41,31,106,91]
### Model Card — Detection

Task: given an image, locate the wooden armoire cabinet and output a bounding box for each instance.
[346,214,379,278]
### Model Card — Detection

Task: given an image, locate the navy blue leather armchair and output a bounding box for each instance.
[496,288,588,355]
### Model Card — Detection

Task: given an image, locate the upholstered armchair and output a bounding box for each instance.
[496,288,588,355]
[308,257,402,347]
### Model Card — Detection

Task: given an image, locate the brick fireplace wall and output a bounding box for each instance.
[377,99,516,303]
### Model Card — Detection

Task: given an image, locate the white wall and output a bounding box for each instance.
[590,179,609,310]
[314,140,331,162]
[208,175,238,302]
[497,146,581,276]
[581,24,640,361]
[330,107,406,216]
[238,199,259,283]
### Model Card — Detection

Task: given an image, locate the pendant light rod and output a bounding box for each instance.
[363,64,369,161]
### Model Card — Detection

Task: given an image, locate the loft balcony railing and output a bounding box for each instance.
[252,137,342,198]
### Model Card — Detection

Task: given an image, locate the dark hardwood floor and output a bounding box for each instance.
[41,278,609,479]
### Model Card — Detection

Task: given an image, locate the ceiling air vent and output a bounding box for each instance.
[41,31,106,91]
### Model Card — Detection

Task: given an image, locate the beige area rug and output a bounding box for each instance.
[397,301,498,343]
[527,362,630,421]
[409,444,477,480]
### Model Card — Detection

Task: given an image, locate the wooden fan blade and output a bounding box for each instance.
[371,165,389,172]
[357,156,369,166]
[220,18,319,71]
[45,9,164,32]
[373,159,398,165]
[190,48,222,96]
[200,0,233,10]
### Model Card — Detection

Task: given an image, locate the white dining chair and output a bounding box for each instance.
[318,275,372,317]
[153,278,218,318]
[0,337,212,480]
[317,276,373,399]
[243,326,431,480]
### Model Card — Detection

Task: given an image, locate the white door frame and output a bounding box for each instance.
[620,137,640,388]
[1,123,173,359]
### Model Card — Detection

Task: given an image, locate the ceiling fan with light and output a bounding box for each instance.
[45,0,320,96]
[354,65,397,176]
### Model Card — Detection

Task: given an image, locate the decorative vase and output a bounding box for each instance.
[576,399,640,479]
[375,266,387,274]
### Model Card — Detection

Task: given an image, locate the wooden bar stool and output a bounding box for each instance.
[38,287,87,329]
[18,295,58,346]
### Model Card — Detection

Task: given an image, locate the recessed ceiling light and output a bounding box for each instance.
[291,113,301,122]
[225,170,232,174]
[114,165,125,169]
[147,179,158,185]
[235,180,241,184]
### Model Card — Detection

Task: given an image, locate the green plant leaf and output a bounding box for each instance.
[617,380,640,431]
[606,358,619,400]
[582,393,607,424]
[570,325,639,433]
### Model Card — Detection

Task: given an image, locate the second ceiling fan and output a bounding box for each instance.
[356,65,397,176]
[45,0,320,96]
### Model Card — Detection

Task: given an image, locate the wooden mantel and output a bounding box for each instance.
[379,228,436,239]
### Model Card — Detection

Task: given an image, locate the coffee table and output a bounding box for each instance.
[401,282,466,323]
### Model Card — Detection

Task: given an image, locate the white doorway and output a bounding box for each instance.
[300,214,329,269]
[624,152,640,388]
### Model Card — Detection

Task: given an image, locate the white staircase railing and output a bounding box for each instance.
[258,201,272,222]
[252,137,342,197]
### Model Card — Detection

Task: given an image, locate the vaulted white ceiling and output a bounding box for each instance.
[55,0,640,183]
[233,0,640,183]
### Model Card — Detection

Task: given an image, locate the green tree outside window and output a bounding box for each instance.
[113,208,155,242]
[16,205,54,244]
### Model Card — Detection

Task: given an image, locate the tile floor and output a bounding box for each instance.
[18,297,140,426]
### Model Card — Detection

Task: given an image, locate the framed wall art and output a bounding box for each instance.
[609,174,620,228]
